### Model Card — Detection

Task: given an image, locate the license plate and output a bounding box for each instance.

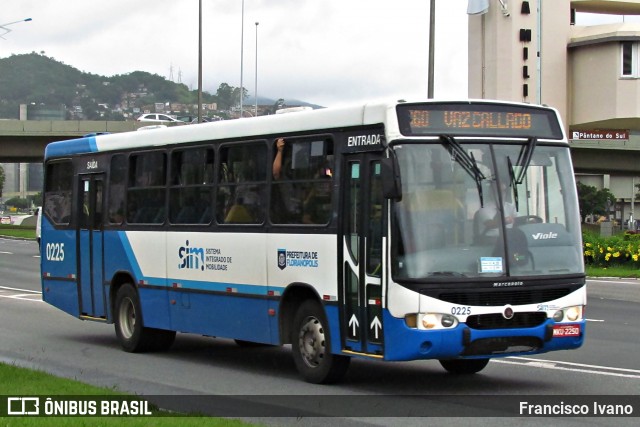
[552,324,581,337]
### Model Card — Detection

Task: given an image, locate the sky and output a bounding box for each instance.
[1,1,638,108]
[1,0,470,107]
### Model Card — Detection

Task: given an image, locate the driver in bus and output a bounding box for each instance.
[474,182,516,241]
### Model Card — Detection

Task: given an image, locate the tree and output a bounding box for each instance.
[216,83,236,110]
[5,197,29,210]
[576,182,616,222]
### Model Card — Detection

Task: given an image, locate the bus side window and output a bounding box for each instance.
[216,142,267,225]
[169,147,214,225]
[270,137,334,225]
[127,151,167,224]
[108,154,127,225]
[44,160,73,225]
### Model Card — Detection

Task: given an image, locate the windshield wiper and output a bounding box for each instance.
[515,137,537,184]
[507,156,520,211]
[440,135,486,206]
[507,137,537,211]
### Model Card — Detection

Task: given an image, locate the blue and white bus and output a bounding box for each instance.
[41,100,586,383]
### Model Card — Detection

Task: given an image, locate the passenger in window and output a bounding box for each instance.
[271,138,299,223]
[302,164,332,224]
[272,138,287,179]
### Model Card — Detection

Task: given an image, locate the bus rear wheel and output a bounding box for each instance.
[439,358,489,374]
[114,283,175,353]
[291,300,350,384]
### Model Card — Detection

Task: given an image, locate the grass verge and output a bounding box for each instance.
[0,362,255,426]
[585,264,639,278]
[0,225,36,239]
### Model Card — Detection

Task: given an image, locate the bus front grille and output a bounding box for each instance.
[437,288,573,306]
[466,312,547,329]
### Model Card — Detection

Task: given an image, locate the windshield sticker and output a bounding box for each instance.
[479,257,503,274]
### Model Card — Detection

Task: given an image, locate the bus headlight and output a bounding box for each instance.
[566,306,582,321]
[422,314,438,329]
[552,305,583,323]
[404,313,459,330]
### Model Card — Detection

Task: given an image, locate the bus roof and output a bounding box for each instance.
[44,100,394,160]
[43,99,563,160]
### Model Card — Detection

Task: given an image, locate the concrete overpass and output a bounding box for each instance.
[0,120,173,162]
[1,119,639,177]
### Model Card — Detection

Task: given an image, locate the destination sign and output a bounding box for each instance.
[397,103,563,139]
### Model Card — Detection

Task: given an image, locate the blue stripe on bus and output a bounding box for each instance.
[44,135,98,159]
[117,231,145,280]
[164,278,285,296]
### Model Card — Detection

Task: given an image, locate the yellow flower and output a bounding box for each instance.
[633,254,639,262]
[613,251,621,258]
[605,253,612,261]
[585,243,592,247]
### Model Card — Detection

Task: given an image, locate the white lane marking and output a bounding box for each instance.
[586,318,605,322]
[0,285,43,302]
[492,356,640,379]
[0,285,41,294]
[0,294,43,302]
[0,251,13,255]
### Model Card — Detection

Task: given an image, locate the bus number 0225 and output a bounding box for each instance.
[451,306,471,315]
[46,243,65,261]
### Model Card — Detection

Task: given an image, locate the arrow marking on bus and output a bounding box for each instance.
[370,316,382,339]
[349,314,359,336]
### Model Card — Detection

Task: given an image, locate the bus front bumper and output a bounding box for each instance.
[382,310,585,361]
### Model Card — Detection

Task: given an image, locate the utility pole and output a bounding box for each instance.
[428,1,435,98]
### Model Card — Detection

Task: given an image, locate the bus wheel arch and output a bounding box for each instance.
[278,282,322,345]
[111,277,175,353]
[291,299,350,384]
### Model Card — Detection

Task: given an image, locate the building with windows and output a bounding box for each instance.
[468,0,640,227]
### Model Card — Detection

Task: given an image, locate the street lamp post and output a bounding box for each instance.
[198,0,203,123]
[255,22,259,117]
[0,17,32,40]
[428,1,435,98]
[239,0,245,118]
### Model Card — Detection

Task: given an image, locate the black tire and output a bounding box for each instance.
[439,358,489,374]
[114,284,175,353]
[291,300,350,384]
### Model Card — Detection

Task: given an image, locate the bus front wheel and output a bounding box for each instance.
[114,284,175,353]
[439,358,489,374]
[291,300,350,384]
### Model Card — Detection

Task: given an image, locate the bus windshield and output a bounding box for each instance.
[391,141,583,280]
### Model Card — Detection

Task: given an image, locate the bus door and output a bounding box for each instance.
[77,174,106,319]
[340,153,385,356]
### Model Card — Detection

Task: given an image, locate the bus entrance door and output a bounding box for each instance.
[340,154,384,357]
[77,174,107,319]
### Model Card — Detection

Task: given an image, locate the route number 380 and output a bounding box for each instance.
[45,243,65,261]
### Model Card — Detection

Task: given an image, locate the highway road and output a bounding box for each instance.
[0,237,638,426]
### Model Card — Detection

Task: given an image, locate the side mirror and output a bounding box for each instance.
[381,156,402,200]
